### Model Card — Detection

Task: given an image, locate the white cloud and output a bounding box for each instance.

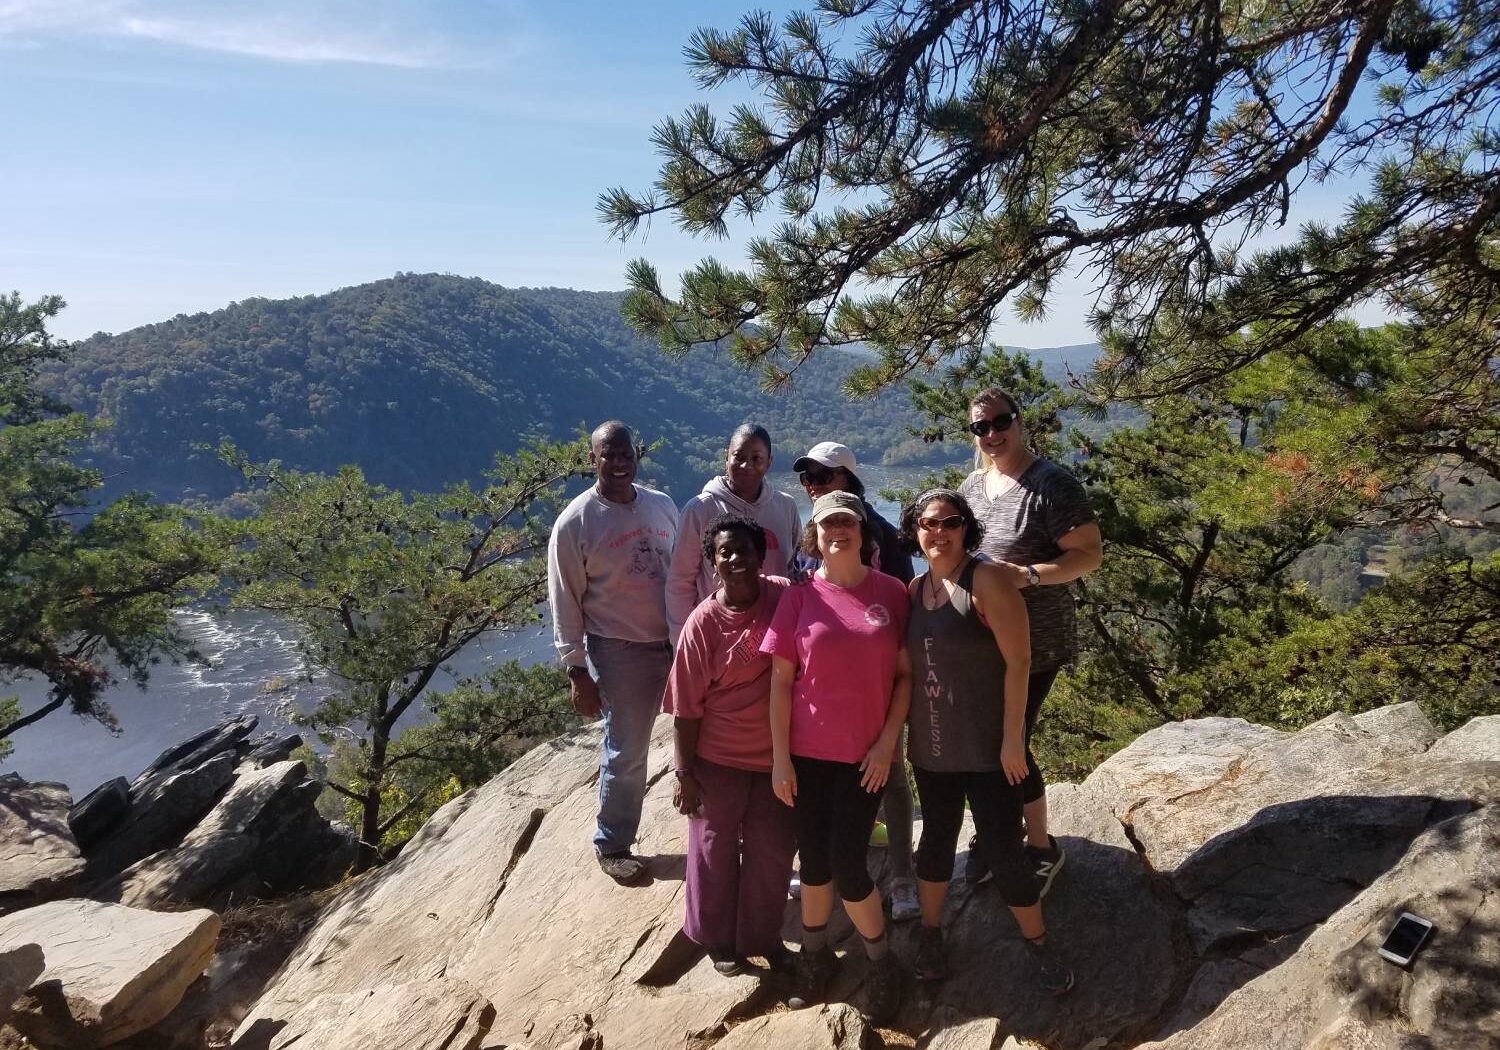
[0,0,483,68]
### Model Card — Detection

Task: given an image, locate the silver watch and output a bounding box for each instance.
[1024,565,1041,587]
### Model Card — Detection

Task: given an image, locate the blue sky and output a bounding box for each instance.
[3,1,1364,345]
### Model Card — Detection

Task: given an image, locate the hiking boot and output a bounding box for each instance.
[764,944,796,974]
[964,834,993,887]
[914,924,946,981]
[1025,936,1074,996]
[596,851,648,885]
[787,947,836,1010]
[889,877,920,922]
[864,954,903,1025]
[708,948,745,976]
[1025,835,1066,897]
[788,872,802,899]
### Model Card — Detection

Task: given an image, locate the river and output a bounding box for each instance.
[3,467,932,794]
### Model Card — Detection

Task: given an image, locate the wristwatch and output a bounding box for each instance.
[565,664,590,679]
[1024,565,1041,588]
[673,768,695,779]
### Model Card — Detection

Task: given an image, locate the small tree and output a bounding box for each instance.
[225,439,590,872]
[0,294,222,756]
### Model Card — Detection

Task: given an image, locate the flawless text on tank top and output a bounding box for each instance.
[906,558,1008,773]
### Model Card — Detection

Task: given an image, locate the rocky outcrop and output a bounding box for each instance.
[230,704,1496,1050]
[0,775,85,915]
[712,1004,871,1049]
[0,898,219,1048]
[236,978,496,1050]
[98,759,356,909]
[1138,805,1500,1050]
[0,943,45,1027]
[65,718,354,907]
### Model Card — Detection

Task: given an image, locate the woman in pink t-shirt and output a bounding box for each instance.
[662,515,796,976]
[761,490,912,1024]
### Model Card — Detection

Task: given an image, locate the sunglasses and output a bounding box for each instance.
[917,514,965,532]
[968,412,1018,437]
[799,466,836,486]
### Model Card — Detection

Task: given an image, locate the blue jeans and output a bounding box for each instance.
[587,634,672,855]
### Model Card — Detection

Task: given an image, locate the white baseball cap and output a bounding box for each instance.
[793,441,857,475]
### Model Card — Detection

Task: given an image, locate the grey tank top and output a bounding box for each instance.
[906,558,1007,773]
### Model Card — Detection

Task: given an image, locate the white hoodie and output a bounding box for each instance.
[666,475,801,644]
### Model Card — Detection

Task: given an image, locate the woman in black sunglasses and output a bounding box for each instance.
[898,488,1072,995]
[956,388,1102,895]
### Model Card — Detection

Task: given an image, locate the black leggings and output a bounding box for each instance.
[792,755,885,902]
[914,766,1039,908]
[1019,668,1059,804]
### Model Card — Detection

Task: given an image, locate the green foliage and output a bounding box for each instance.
[605,0,1497,400]
[0,293,224,747]
[44,276,923,508]
[223,437,591,871]
[328,663,580,852]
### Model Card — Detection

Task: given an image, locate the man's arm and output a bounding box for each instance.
[547,511,603,718]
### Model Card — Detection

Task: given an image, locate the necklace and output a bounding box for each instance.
[924,556,968,609]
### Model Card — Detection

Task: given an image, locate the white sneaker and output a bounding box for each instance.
[889,877,920,922]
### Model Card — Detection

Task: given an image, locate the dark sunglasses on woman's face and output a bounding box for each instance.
[968,412,1017,437]
[799,466,836,486]
[917,514,964,532]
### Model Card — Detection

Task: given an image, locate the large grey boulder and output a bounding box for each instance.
[0,774,85,915]
[129,715,259,801]
[82,750,238,882]
[1425,713,1500,763]
[1139,804,1500,1050]
[100,759,355,908]
[67,777,130,851]
[0,898,220,1048]
[0,942,45,1027]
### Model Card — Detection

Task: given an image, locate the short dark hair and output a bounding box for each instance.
[702,513,767,562]
[900,488,984,554]
[836,467,866,499]
[591,419,633,449]
[799,513,878,565]
[729,422,772,456]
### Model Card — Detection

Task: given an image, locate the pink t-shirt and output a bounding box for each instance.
[760,570,910,764]
[662,578,788,772]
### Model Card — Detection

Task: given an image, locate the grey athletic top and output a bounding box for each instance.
[907,558,1007,773]
[958,458,1094,672]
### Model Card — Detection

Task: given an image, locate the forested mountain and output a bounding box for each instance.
[45,275,1090,505]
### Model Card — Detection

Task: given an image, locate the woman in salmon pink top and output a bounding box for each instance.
[662,515,796,977]
[761,490,912,1024]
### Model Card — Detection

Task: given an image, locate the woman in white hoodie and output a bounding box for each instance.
[667,424,802,645]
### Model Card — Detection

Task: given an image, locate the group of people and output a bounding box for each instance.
[545,388,1102,1023]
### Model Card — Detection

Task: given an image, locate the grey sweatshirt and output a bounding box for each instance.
[665,475,801,644]
[547,483,678,667]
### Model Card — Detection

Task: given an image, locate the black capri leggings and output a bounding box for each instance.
[792,755,885,902]
[914,766,1039,908]
[1019,668,1059,804]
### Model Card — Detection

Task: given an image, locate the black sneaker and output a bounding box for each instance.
[1025,835,1066,897]
[709,948,745,976]
[1025,937,1074,996]
[597,851,648,885]
[913,925,946,981]
[763,945,796,974]
[964,834,993,887]
[787,947,836,1010]
[864,954,903,1025]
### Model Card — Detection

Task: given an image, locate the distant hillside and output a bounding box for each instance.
[42,276,926,505]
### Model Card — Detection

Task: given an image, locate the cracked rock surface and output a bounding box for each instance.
[227,703,1498,1050]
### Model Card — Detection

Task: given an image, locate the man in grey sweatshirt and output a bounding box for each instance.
[665,423,802,645]
[547,421,678,885]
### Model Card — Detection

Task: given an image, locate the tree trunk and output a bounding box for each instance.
[352,720,391,874]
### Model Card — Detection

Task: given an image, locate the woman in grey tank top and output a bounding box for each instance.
[901,489,1073,996]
